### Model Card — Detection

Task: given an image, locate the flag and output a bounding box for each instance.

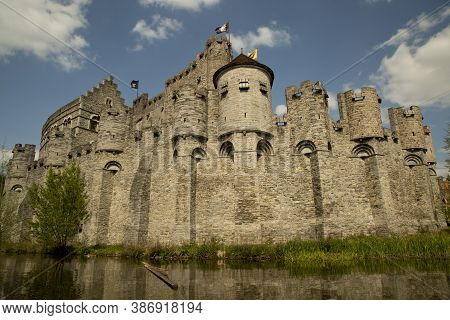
[131,80,139,89]
[247,48,258,61]
[215,22,229,34]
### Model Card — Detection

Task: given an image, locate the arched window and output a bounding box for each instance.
[220,141,234,161]
[89,115,100,132]
[295,140,316,155]
[352,144,375,158]
[404,154,423,167]
[104,161,122,173]
[11,185,23,193]
[428,168,437,176]
[256,139,273,159]
[192,148,206,162]
[105,98,113,107]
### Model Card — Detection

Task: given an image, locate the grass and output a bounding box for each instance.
[0,242,43,255]
[2,230,449,268]
[77,230,449,266]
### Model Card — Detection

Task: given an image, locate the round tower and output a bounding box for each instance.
[97,109,128,153]
[173,85,208,139]
[213,54,274,137]
[343,87,384,141]
[388,106,426,150]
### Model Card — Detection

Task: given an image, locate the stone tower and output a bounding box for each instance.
[5,144,35,192]
[96,99,129,153]
[338,87,384,140]
[285,80,332,151]
[213,53,274,167]
[388,106,426,151]
[206,36,232,89]
[173,85,208,140]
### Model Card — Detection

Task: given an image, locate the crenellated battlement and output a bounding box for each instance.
[12,143,35,154]
[165,35,231,89]
[81,75,125,105]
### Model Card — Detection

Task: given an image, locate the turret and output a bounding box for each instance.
[173,85,208,139]
[388,106,426,150]
[338,87,383,140]
[7,144,35,178]
[285,80,331,150]
[214,54,274,137]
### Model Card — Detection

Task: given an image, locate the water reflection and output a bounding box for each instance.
[0,256,81,299]
[0,255,448,299]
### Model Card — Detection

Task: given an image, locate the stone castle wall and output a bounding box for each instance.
[5,35,447,246]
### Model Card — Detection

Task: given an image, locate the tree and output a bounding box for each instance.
[0,151,19,244]
[29,164,89,250]
[0,194,19,244]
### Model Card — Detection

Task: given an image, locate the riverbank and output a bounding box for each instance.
[2,230,448,266]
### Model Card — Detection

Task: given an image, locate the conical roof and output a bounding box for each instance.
[213,54,274,88]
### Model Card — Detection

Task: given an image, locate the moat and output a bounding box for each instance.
[0,255,448,299]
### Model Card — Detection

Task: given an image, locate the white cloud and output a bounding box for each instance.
[231,24,292,53]
[380,107,390,126]
[138,0,220,11]
[342,82,353,91]
[327,92,338,110]
[132,14,183,46]
[0,0,91,71]
[370,25,450,107]
[377,6,450,49]
[275,104,287,116]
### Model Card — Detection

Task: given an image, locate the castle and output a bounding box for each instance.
[4,35,447,246]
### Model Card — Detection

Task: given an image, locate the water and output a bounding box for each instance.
[0,255,448,299]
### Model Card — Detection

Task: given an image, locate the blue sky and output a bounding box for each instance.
[0,0,449,175]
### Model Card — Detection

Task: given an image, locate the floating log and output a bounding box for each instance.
[142,262,178,290]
